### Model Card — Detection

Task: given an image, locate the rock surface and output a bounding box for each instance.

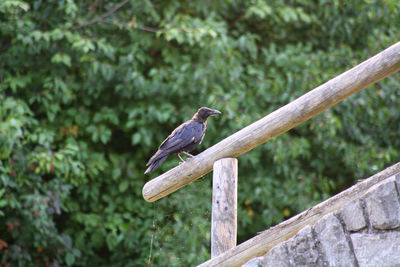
[351,232,400,267]
[364,177,400,230]
[340,199,367,232]
[313,214,357,267]
[242,173,400,267]
[286,226,323,266]
[261,241,289,266]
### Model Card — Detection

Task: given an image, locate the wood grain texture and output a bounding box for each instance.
[211,158,238,258]
[143,41,400,203]
[198,162,400,267]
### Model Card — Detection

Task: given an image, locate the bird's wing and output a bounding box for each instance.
[159,120,203,153]
[145,120,203,168]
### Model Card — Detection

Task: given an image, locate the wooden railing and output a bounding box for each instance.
[142,41,400,265]
[199,162,400,267]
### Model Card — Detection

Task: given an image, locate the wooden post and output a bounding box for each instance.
[211,158,238,258]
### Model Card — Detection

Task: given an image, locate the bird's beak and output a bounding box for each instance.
[210,109,221,116]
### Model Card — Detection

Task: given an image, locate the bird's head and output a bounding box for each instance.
[192,107,221,122]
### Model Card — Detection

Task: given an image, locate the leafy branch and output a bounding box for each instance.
[71,0,129,30]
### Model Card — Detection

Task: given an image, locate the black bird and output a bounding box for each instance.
[144,107,221,174]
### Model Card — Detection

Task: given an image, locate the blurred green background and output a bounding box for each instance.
[1,0,400,266]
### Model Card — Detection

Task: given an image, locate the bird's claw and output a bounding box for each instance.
[178,153,185,162]
[183,151,194,158]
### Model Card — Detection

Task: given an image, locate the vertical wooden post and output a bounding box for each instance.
[211,158,238,258]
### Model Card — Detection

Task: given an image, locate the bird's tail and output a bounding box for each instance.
[144,154,168,174]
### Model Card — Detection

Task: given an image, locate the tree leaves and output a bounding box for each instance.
[0,0,29,14]
[1,0,400,266]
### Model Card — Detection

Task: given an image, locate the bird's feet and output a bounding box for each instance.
[178,153,185,163]
[182,151,194,158]
[178,152,195,164]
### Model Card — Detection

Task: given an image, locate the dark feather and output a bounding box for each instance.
[144,107,221,174]
[144,155,168,174]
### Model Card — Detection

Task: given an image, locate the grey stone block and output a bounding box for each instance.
[262,241,290,267]
[351,231,400,267]
[242,256,263,267]
[314,213,357,267]
[340,199,367,232]
[286,225,323,266]
[364,178,400,230]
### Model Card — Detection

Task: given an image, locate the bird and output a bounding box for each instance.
[144,107,221,174]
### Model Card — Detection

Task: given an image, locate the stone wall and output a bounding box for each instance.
[243,173,400,267]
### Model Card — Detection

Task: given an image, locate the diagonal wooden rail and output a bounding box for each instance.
[143,41,400,203]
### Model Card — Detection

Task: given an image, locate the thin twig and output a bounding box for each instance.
[147,203,157,266]
[135,25,158,33]
[101,19,159,33]
[70,0,129,30]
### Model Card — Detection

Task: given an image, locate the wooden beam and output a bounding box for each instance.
[142,41,400,203]
[211,158,238,258]
[198,162,400,267]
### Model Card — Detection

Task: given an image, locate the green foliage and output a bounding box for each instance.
[1,0,400,266]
